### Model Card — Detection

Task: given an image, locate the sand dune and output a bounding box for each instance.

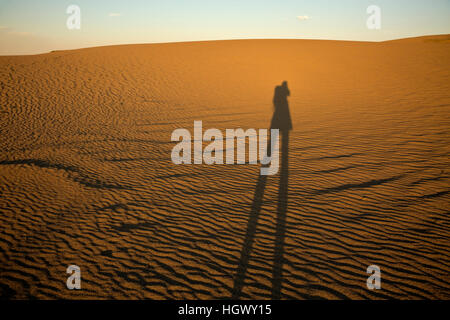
[0,36,449,299]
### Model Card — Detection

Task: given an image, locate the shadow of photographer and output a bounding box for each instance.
[232,81,292,299]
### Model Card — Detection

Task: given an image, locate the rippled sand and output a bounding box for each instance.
[1,35,449,299]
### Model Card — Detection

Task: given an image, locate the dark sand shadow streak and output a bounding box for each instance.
[231,174,268,299]
[271,130,289,299]
[232,81,292,299]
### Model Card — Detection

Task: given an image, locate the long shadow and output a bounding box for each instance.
[232,81,292,299]
[231,174,268,298]
[272,131,289,299]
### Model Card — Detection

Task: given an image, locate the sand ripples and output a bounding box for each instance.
[1,39,449,299]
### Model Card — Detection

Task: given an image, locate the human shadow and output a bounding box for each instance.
[232,81,292,299]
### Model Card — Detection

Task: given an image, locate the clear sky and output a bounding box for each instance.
[1,0,449,55]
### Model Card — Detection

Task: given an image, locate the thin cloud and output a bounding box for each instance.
[8,31,32,36]
[0,26,32,36]
[108,13,122,17]
[297,15,310,21]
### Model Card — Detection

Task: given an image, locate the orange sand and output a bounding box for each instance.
[0,35,449,299]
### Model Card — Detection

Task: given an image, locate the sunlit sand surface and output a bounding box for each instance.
[0,35,449,299]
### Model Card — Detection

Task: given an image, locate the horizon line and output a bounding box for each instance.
[2,33,449,57]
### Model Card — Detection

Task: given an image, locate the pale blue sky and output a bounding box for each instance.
[0,0,449,55]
